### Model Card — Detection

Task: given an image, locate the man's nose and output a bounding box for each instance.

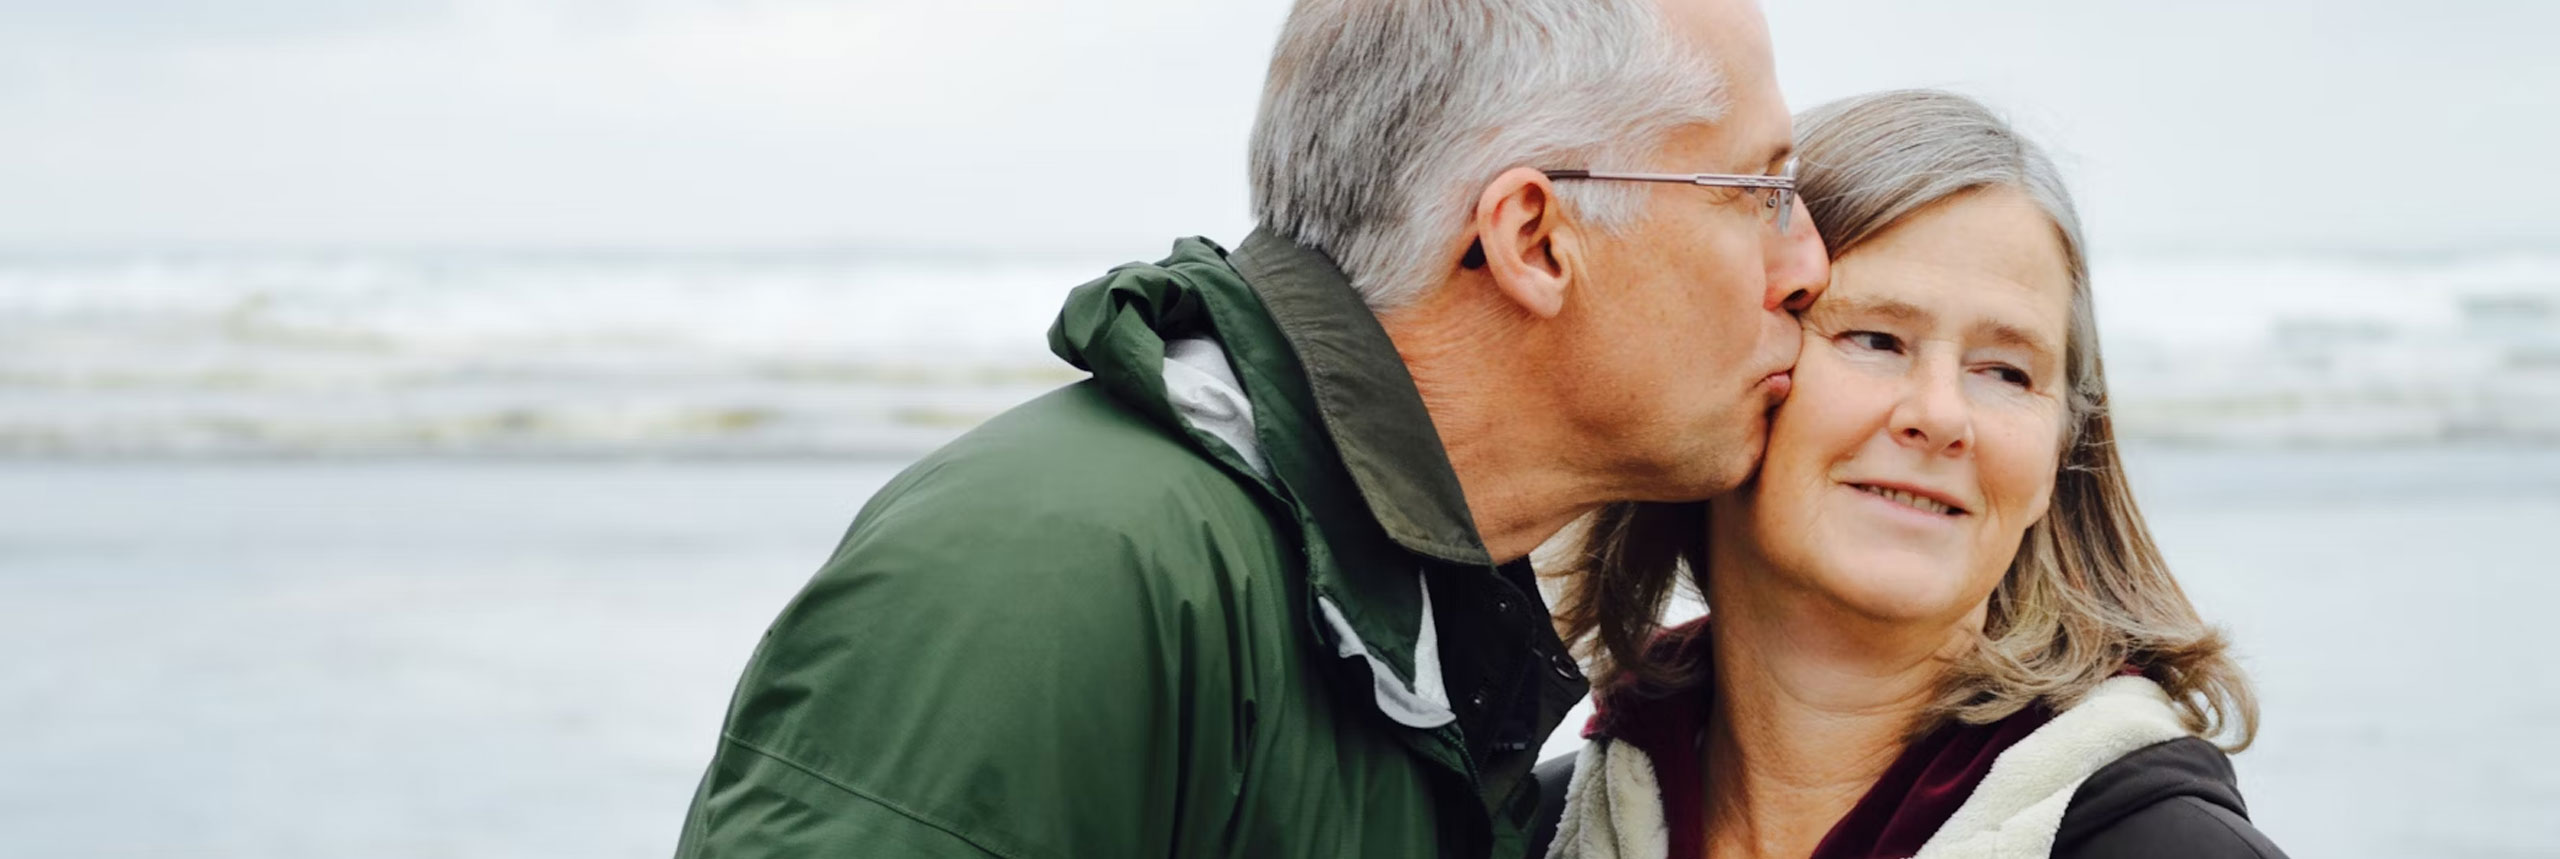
[1765,196,1829,313]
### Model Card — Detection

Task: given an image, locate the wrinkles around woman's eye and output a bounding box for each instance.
[1841,330,1903,353]
[1984,365,2033,388]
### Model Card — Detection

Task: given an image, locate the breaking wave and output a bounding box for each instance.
[2,248,2554,457]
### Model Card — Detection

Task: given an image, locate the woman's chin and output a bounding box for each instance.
[1797,554,1989,627]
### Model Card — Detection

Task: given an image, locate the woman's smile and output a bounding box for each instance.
[1841,480,1969,518]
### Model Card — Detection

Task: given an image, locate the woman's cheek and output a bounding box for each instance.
[1789,349,1883,441]
[1979,410,2067,531]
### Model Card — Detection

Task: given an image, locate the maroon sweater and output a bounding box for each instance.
[1582,619,2052,859]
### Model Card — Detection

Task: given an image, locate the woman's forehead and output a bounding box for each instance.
[1818,192,2075,349]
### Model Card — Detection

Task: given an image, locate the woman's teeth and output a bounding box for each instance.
[1855,484,1959,516]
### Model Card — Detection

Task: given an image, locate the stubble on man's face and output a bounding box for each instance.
[1559,0,1801,500]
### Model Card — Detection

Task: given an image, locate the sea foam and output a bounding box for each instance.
[3,249,2554,456]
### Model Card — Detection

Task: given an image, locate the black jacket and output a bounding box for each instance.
[1530,737,2288,857]
[2052,737,2287,858]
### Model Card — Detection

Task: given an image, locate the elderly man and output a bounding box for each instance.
[674,0,1826,855]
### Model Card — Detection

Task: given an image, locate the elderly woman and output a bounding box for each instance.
[1535,90,2286,858]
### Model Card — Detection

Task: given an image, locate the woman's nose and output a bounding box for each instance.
[1889,358,1972,455]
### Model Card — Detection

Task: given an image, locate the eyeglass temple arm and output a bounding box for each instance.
[1542,169,1792,188]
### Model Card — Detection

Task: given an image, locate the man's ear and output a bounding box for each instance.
[1469,166,1575,319]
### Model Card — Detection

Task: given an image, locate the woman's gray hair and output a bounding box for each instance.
[1249,0,1728,310]
[1554,89,2260,750]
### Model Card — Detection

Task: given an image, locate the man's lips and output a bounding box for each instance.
[1760,370,1793,404]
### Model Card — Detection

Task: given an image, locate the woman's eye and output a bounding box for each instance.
[1986,366,2033,388]
[1843,331,1902,353]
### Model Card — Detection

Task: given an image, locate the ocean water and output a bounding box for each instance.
[2,250,2555,856]
[0,251,1094,458]
[2,449,2556,858]
[3,249,2556,456]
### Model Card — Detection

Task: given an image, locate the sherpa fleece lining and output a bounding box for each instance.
[1547,676,2191,859]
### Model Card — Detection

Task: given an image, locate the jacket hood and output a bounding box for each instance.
[2051,736,2246,848]
[1047,236,1237,449]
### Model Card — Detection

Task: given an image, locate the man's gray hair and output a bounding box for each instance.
[1249,0,1729,310]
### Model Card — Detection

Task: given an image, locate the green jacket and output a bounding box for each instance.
[675,230,1589,858]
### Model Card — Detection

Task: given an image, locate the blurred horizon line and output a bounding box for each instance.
[4,238,2558,266]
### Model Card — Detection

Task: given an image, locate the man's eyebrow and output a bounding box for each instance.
[1764,142,1794,173]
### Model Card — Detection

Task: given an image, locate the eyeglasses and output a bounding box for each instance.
[1544,158,1798,234]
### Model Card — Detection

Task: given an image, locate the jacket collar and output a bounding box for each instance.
[1562,620,2186,859]
[1050,234,1587,854]
[1045,233,1465,686]
[1226,228,1492,567]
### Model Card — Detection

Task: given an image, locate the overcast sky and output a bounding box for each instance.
[2,0,2553,258]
